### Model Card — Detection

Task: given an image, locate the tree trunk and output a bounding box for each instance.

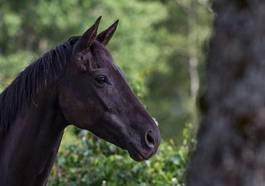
[187,0,265,186]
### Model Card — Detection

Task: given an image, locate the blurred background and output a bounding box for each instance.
[0,0,212,185]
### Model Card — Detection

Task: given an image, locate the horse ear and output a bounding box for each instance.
[97,20,119,45]
[77,16,101,51]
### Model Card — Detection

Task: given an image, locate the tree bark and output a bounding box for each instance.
[187,0,265,186]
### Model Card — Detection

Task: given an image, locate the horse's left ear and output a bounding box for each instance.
[97,20,119,45]
[77,16,101,51]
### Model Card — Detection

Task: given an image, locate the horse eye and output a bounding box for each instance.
[95,75,108,85]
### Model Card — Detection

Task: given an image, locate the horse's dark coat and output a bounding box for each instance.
[0,42,71,133]
[0,17,160,186]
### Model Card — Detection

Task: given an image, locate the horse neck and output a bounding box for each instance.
[0,87,67,186]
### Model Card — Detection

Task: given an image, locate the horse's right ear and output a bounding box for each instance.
[97,20,119,45]
[76,16,101,51]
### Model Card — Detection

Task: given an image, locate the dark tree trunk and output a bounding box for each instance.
[187,0,265,186]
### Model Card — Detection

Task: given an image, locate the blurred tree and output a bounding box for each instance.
[187,0,265,186]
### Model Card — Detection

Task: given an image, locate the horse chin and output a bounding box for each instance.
[127,144,153,162]
[105,139,145,161]
[128,150,145,162]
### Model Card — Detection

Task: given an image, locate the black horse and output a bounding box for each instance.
[0,17,160,186]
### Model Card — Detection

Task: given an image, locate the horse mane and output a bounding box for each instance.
[0,37,78,133]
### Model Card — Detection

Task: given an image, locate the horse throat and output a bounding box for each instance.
[0,89,67,186]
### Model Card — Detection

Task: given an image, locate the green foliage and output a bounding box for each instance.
[48,126,192,186]
[0,52,35,90]
[145,0,212,141]
[0,0,167,98]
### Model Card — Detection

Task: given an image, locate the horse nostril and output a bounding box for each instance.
[144,130,155,149]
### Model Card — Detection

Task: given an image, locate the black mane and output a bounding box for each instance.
[0,39,75,132]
